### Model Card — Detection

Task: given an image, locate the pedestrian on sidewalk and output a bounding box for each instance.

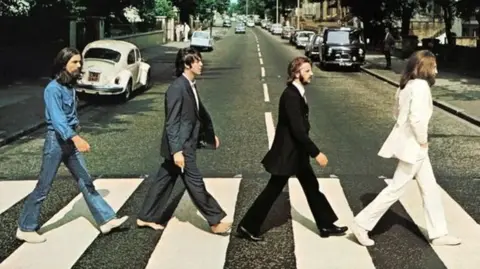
[235,56,348,242]
[351,50,461,247]
[136,47,232,235]
[383,27,395,69]
[16,47,129,244]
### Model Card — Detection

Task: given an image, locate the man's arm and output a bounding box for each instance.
[284,96,320,158]
[165,84,184,154]
[44,86,77,141]
[408,82,429,145]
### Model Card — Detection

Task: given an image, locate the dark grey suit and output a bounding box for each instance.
[138,75,226,226]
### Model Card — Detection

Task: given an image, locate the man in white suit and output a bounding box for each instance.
[350,50,461,247]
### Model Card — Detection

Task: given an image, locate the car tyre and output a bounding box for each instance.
[122,80,132,103]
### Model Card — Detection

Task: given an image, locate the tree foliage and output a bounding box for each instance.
[455,0,480,24]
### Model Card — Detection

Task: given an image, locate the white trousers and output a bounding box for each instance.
[355,152,448,239]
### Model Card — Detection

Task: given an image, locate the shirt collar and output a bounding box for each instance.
[182,73,196,87]
[292,81,305,97]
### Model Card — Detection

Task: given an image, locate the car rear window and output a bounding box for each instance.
[193,32,210,39]
[84,48,121,62]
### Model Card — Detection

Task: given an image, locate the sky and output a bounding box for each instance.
[230,0,238,4]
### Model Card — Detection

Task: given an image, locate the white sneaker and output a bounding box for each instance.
[100,216,129,234]
[432,235,461,246]
[16,228,46,243]
[351,222,375,246]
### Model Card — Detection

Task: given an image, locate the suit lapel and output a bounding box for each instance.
[289,84,308,110]
[180,76,200,118]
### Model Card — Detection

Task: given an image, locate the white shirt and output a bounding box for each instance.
[292,81,307,102]
[183,74,199,109]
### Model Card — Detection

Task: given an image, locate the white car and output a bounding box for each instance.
[76,40,151,102]
[246,20,255,27]
[190,31,214,52]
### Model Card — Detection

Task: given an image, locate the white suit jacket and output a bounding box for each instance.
[378,79,433,164]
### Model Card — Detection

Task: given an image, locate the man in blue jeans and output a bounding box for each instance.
[16,47,128,243]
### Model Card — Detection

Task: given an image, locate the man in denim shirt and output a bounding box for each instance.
[16,47,128,243]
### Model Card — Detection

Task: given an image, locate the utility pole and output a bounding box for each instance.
[296,0,300,29]
[246,0,248,16]
[276,0,279,23]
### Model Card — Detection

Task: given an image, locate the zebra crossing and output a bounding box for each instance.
[0,175,479,269]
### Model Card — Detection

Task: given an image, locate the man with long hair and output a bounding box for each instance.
[236,56,348,241]
[16,47,128,243]
[351,50,461,247]
[136,47,231,234]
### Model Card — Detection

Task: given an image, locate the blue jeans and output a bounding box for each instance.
[18,131,116,231]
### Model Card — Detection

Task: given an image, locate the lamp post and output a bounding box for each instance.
[296,0,300,29]
[207,7,214,38]
[276,0,279,23]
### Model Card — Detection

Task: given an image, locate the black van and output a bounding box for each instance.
[319,27,366,71]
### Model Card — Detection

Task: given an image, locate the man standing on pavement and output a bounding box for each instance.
[16,47,128,244]
[136,47,231,235]
[236,57,348,242]
[383,27,395,69]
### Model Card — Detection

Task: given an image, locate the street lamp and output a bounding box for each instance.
[206,7,214,38]
[276,0,279,23]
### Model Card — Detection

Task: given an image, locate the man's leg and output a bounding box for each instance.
[63,145,128,234]
[17,132,63,243]
[138,159,180,228]
[180,154,229,233]
[238,175,289,236]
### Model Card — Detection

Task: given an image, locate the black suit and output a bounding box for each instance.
[239,83,338,235]
[138,75,226,226]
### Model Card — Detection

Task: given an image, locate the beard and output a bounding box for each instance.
[299,74,311,85]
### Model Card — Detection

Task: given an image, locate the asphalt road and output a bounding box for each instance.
[0,26,479,269]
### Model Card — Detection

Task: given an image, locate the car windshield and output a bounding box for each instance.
[84,48,121,62]
[326,30,364,44]
[193,32,209,39]
[298,32,313,38]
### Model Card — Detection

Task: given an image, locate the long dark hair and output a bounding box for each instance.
[399,50,437,90]
[286,56,312,85]
[52,47,82,86]
[175,47,202,77]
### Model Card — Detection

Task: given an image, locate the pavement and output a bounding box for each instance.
[361,53,480,126]
[0,25,479,269]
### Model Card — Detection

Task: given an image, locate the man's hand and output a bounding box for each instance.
[420,142,428,148]
[215,136,220,149]
[71,135,90,152]
[173,151,185,170]
[315,152,328,168]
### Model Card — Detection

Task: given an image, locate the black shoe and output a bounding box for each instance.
[236,226,264,242]
[319,225,348,238]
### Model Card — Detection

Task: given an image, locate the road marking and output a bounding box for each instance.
[289,178,376,269]
[385,178,480,269]
[263,83,270,102]
[258,52,262,58]
[145,178,241,269]
[259,58,263,65]
[257,44,260,48]
[0,180,37,214]
[264,112,275,149]
[0,178,143,269]
[261,67,265,78]
[257,47,261,53]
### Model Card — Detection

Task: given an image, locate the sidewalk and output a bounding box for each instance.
[0,41,189,147]
[361,53,480,126]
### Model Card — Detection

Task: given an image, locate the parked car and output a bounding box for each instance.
[190,31,214,51]
[305,34,323,61]
[235,23,246,34]
[246,20,255,27]
[319,27,366,71]
[294,31,315,48]
[76,40,151,102]
[223,20,231,28]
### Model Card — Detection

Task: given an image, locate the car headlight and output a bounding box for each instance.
[359,48,364,54]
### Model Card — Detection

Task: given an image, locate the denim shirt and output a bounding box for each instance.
[44,80,79,141]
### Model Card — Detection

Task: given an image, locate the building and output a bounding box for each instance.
[294,0,353,30]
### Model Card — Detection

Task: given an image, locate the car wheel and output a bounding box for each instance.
[144,70,152,89]
[122,80,132,102]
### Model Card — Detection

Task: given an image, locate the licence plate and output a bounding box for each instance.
[88,72,100,82]
[339,62,352,66]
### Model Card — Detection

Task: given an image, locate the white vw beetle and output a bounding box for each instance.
[76,40,151,102]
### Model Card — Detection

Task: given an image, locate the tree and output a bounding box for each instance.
[456,0,480,30]
[154,0,175,18]
[434,0,456,45]
[0,0,31,16]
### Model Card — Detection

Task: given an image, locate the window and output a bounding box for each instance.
[84,48,121,62]
[127,50,135,64]
[325,30,364,44]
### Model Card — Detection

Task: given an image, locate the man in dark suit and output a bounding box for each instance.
[383,27,395,69]
[137,47,231,234]
[236,56,347,241]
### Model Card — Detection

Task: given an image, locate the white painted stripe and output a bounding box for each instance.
[261,67,265,77]
[259,58,263,65]
[0,180,37,214]
[0,178,143,269]
[258,52,262,58]
[385,179,480,269]
[289,178,375,269]
[264,112,275,149]
[257,48,261,52]
[263,83,270,102]
[145,178,241,269]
